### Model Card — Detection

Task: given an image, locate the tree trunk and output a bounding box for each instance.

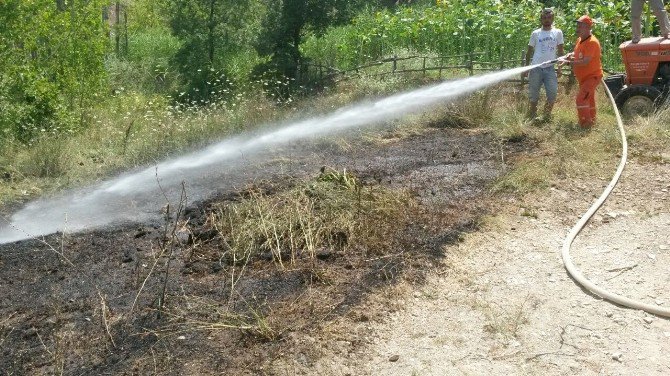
[115,1,120,57]
[208,0,216,65]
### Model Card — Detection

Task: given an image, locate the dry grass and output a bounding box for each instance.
[479,296,532,340]
[0,74,435,208]
[209,168,413,267]
[488,84,645,195]
[1,72,666,217]
[624,106,670,162]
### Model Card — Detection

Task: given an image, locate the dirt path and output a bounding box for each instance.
[279,159,670,375]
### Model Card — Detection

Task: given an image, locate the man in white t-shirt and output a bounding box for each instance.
[522,8,564,123]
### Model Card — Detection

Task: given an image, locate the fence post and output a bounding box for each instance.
[393,55,397,73]
[520,50,526,88]
[423,56,426,77]
[499,48,504,70]
[439,56,443,79]
[468,52,474,76]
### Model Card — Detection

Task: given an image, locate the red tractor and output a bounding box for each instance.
[604,37,670,116]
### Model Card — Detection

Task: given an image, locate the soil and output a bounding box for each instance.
[1,122,668,375]
[284,157,670,375]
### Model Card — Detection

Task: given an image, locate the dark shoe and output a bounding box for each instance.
[631,37,640,44]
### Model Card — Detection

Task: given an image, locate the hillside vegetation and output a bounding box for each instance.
[0,1,649,202]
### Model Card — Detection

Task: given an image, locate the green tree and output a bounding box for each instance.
[254,0,369,92]
[0,0,108,144]
[169,0,264,101]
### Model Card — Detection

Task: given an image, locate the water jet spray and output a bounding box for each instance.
[0,65,542,245]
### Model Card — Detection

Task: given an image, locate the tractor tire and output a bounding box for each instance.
[614,85,662,117]
[604,74,625,97]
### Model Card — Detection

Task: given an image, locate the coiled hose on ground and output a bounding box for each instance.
[560,79,670,317]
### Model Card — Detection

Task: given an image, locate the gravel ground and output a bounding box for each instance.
[276,159,670,375]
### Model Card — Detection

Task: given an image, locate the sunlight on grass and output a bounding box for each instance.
[209,168,413,266]
[624,107,670,162]
[1,74,667,207]
[489,84,639,195]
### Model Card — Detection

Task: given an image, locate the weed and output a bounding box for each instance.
[491,159,551,195]
[211,169,412,268]
[624,107,670,161]
[479,296,531,340]
[520,206,538,219]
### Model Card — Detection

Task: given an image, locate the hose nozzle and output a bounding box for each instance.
[543,54,570,66]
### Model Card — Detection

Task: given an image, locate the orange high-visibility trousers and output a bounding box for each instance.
[576,76,600,127]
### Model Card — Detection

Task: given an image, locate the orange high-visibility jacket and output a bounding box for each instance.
[573,35,603,82]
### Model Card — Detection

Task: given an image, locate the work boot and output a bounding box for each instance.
[526,111,537,120]
[579,120,594,129]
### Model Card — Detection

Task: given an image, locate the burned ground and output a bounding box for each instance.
[0,126,530,375]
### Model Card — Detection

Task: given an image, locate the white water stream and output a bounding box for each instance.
[0,65,536,245]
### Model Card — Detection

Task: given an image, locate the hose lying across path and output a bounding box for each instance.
[560,79,670,318]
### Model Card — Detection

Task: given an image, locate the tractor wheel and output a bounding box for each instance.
[614,85,662,117]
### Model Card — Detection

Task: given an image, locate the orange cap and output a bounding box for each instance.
[576,15,593,26]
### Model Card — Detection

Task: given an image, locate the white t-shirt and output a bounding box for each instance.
[529,27,564,67]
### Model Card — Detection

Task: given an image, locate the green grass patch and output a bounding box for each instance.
[491,158,552,194]
[487,84,654,196]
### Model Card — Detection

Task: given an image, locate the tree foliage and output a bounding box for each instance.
[0,0,108,144]
[253,0,371,88]
[169,0,265,101]
[0,0,648,146]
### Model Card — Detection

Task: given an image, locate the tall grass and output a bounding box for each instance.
[489,84,635,195]
[625,107,670,162]
[0,69,439,207]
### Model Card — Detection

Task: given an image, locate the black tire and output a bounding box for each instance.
[614,85,662,117]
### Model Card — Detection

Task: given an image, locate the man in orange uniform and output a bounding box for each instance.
[560,15,603,128]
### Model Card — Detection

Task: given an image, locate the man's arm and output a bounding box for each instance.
[560,46,594,67]
[571,54,592,66]
[557,43,564,75]
[573,56,592,65]
[525,45,534,66]
[522,45,534,78]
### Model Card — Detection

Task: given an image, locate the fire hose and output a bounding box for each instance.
[559,79,670,318]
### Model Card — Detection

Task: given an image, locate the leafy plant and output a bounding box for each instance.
[0,0,108,144]
[168,0,265,101]
[301,1,634,72]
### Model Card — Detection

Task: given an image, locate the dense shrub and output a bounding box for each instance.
[0,0,108,145]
